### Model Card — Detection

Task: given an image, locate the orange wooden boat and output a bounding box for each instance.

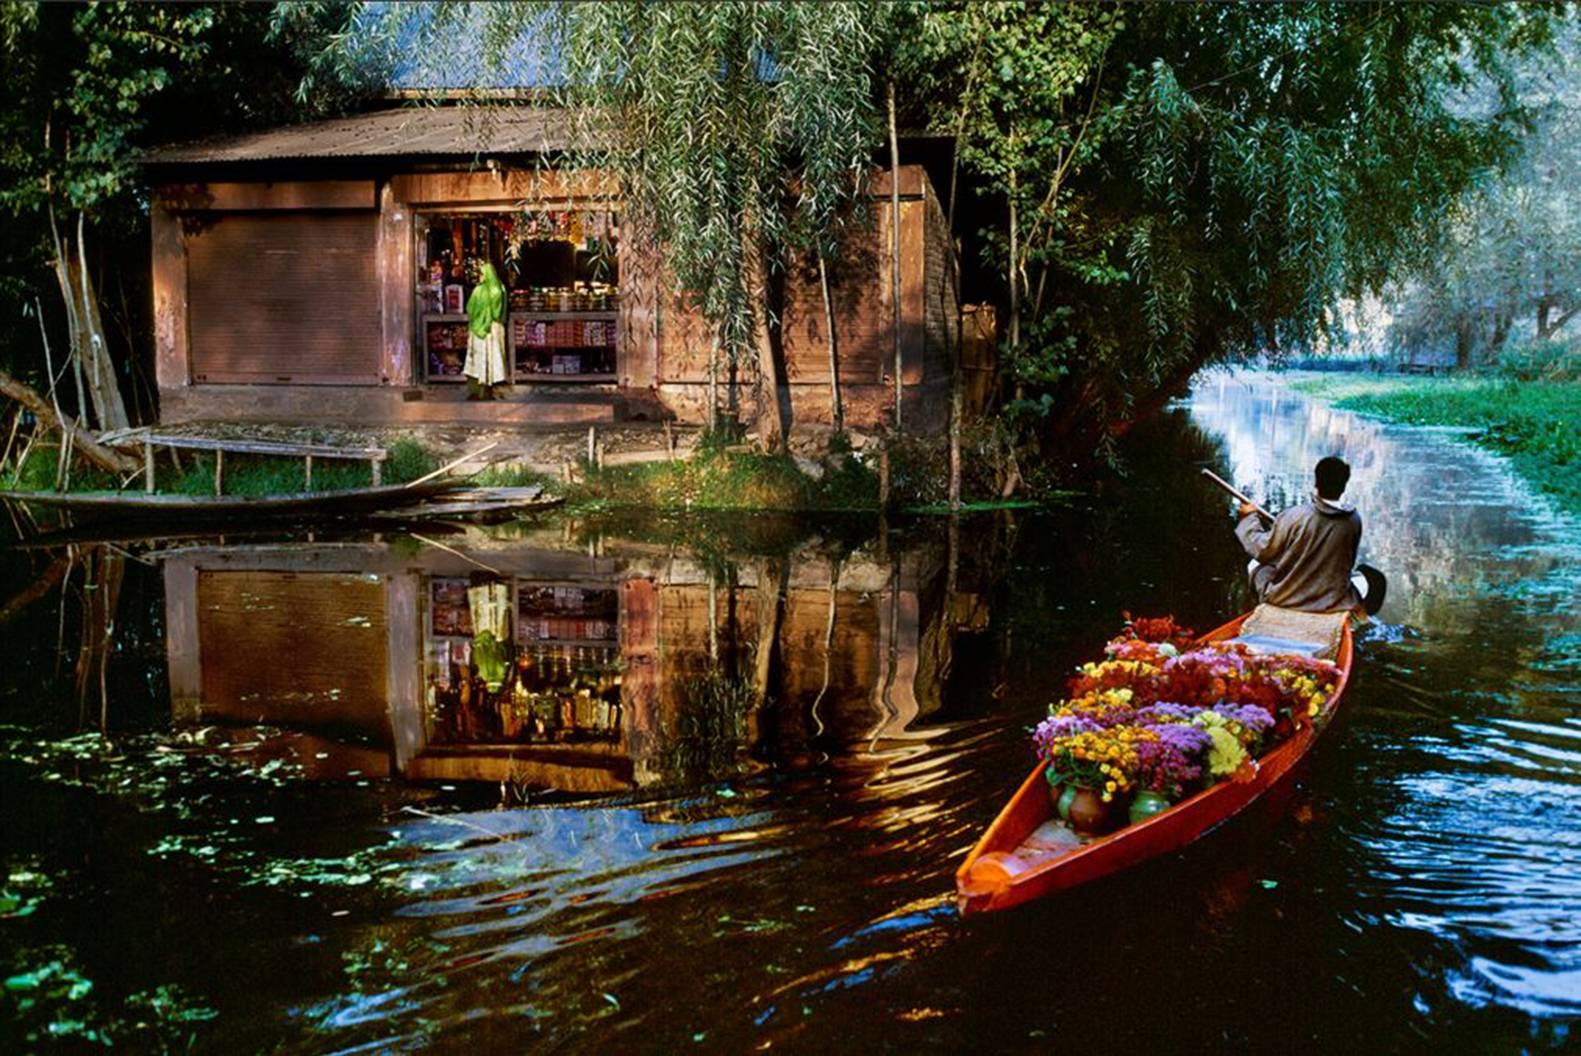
[955,612,1355,915]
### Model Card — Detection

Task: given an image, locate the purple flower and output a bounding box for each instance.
[1135,702,1203,725]
[1207,703,1276,734]
[1154,722,1214,756]
[1031,713,1099,754]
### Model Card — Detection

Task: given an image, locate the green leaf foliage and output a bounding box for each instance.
[359,2,882,377]
[896,2,1565,453]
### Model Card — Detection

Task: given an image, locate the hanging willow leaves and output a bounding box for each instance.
[352,2,882,439]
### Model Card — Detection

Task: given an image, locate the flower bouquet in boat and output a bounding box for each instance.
[957,608,1354,915]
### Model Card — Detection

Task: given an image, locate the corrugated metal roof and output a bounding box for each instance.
[143,106,577,165]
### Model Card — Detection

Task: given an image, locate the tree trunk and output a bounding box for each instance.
[818,252,843,433]
[887,79,903,433]
[48,212,129,432]
[708,332,720,433]
[753,252,786,454]
[1007,163,1021,402]
[1538,304,1578,341]
[1454,318,1472,371]
[1487,309,1513,364]
[0,554,70,627]
[0,369,139,476]
[75,215,130,431]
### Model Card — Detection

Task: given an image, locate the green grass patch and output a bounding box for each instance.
[903,498,1053,514]
[572,448,878,511]
[1289,375,1581,514]
[470,462,560,489]
[1,441,119,492]
[3,435,441,497]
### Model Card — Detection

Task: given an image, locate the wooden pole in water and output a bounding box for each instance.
[405,440,501,488]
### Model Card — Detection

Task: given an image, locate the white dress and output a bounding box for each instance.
[464,321,508,387]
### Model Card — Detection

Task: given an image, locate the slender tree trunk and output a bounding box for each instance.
[1008,165,1020,357]
[75,215,129,431]
[887,79,903,433]
[46,210,130,432]
[817,252,843,433]
[0,554,70,627]
[0,370,138,475]
[1488,308,1513,364]
[708,332,720,433]
[747,558,787,747]
[1454,318,1472,371]
[752,251,785,453]
[1537,302,1578,341]
[949,355,964,512]
[808,556,839,739]
[1537,270,1552,338]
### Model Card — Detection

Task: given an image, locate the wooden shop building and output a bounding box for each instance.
[143,106,972,431]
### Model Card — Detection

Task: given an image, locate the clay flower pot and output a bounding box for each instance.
[1049,782,1079,822]
[1065,786,1123,836]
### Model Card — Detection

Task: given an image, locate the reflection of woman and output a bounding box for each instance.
[466,575,512,693]
[464,262,508,399]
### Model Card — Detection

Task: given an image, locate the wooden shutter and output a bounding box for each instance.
[187,213,380,384]
[196,571,389,735]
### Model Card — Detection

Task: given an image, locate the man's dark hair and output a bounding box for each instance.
[1315,456,1350,500]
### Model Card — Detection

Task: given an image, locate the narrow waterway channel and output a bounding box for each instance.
[1,374,1575,1052]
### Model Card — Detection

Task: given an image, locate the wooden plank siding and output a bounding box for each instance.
[152,162,961,429]
[653,164,951,428]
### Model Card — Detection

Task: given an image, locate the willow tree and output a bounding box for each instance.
[360,2,881,449]
[899,1,1562,467]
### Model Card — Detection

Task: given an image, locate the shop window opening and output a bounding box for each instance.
[417,210,620,384]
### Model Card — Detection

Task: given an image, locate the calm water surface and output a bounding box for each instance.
[1,374,1576,1052]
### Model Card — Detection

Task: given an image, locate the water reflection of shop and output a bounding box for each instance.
[160,531,959,790]
[162,544,656,792]
[414,567,655,792]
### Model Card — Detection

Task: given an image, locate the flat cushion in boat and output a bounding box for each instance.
[1232,604,1350,659]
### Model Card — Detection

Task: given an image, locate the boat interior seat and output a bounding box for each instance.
[1228,634,1328,658]
[1229,604,1349,659]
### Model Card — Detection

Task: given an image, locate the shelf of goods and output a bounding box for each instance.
[509,311,618,381]
[422,314,471,383]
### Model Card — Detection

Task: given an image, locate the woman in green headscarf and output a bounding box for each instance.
[463,262,508,399]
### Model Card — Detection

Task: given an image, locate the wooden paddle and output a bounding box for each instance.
[1200,468,1273,520]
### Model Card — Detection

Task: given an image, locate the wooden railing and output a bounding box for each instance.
[101,428,387,494]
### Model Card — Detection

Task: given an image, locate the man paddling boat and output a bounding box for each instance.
[1234,456,1362,613]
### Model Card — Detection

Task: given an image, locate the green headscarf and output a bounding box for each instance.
[466,262,506,338]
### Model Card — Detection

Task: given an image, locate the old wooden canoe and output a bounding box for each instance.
[0,479,460,521]
[955,613,1355,916]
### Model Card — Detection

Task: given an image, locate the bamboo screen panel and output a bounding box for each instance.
[196,571,390,736]
[187,212,381,384]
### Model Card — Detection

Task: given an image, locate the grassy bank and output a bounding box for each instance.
[2,437,438,495]
[1288,375,1581,514]
[569,447,879,511]
[3,426,1047,515]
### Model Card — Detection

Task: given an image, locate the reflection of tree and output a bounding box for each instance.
[653,671,759,786]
